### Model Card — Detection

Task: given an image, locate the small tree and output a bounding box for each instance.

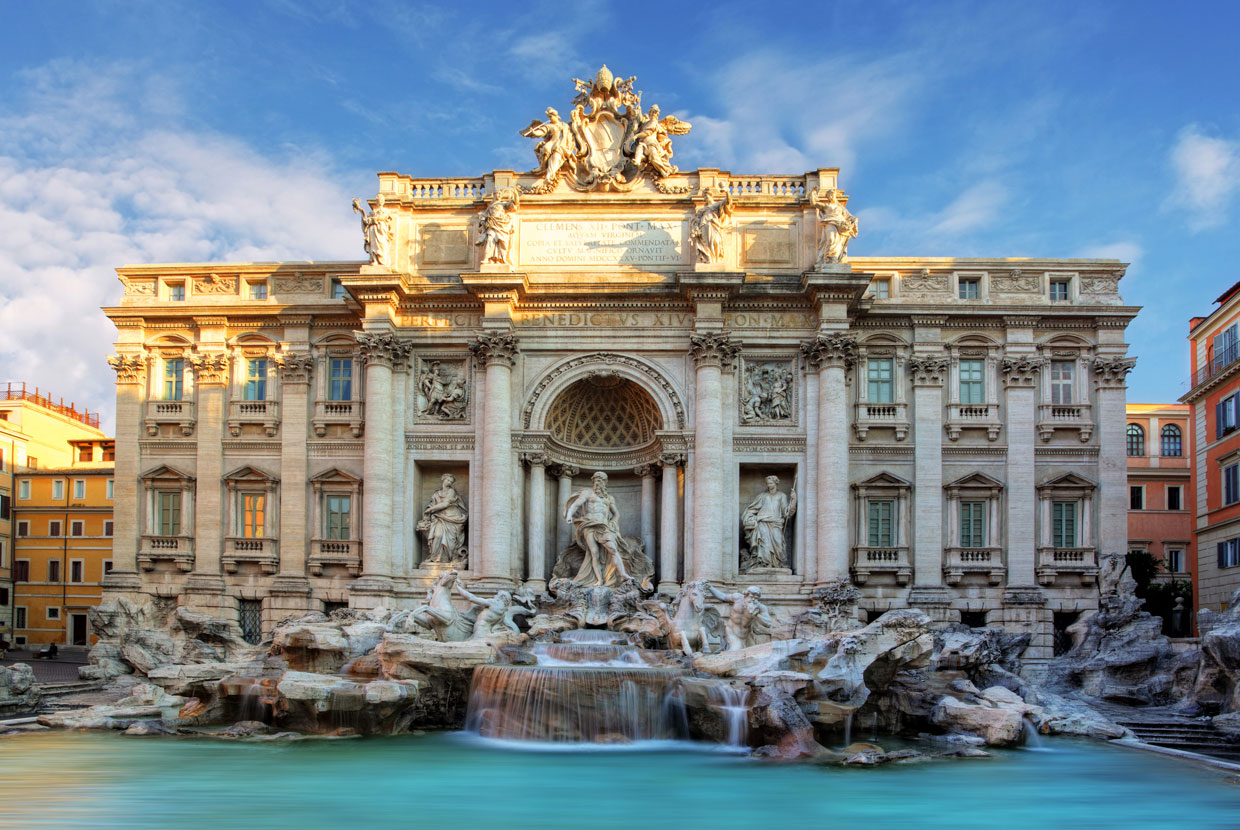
[1125,550,1193,636]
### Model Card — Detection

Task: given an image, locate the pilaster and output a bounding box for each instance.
[802,333,857,582]
[1094,356,1137,567]
[1001,352,1043,596]
[185,349,229,608]
[471,331,519,587]
[274,351,314,605]
[908,353,951,607]
[103,353,146,592]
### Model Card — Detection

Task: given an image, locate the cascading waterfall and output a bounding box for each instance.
[703,683,749,748]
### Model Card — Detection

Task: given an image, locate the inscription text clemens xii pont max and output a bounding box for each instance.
[520,220,686,266]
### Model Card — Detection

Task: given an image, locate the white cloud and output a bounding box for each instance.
[0,61,365,433]
[1170,124,1240,230]
[854,179,1009,254]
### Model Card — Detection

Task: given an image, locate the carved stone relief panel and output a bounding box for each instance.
[738,357,798,426]
[414,355,471,422]
[741,224,796,267]
[419,226,472,267]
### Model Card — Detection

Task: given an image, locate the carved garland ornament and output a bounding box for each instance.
[275,352,316,384]
[522,353,686,430]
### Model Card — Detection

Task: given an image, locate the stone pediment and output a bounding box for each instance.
[223,464,278,483]
[1037,472,1096,490]
[140,463,194,482]
[945,472,1004,491]
[853,471,912,489]
[310,467,362,484]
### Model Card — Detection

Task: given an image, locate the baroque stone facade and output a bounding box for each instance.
[101,70,1136,671]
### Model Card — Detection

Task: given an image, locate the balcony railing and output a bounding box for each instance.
[138,535,195,571]
[144,399,195,437]
[309,539,363,576]
[224,537,279,574]
[1036,546,1099,586]
[228,399,280,437]
[313,400,365,438]
[943,546,1006,585]
[1191,342,1240,388]
[853,401,909,441]
[851,545,912,585]
[1036,403,1093,442]
[945,403,1002,441]
[1,382,100,428]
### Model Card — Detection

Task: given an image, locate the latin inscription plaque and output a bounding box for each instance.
[520,220,687,267]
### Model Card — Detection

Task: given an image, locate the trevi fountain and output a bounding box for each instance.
[3,68,1240,829]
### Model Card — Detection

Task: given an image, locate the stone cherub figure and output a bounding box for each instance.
[417,474,468,565]
[707,583,774,651]
[740,475,797,571]
[476,188,519,266]
[810,187,859,265]
[352,194,395,268]
[520,108,577,185]
[689,186,733,265]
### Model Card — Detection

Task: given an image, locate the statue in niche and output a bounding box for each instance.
[741,363,794,422]
[520,108,578,185]
[706,583,774,651]
[454,582,533,641]
[352,194,396,268]
[554,471,654,590]
[810,187,859,265]
[689,186,733,264]
[416,361,468,420]
[476,188,519,265]
[416,474,468,566]
[740,475,797,571]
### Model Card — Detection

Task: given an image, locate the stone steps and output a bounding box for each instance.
[1117,720,1240,761]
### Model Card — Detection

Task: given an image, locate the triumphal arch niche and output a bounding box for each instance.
[106,66,1136,666]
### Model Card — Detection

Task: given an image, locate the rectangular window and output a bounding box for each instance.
[960,501,986,547]
[15,607,26,629]
[16,521,29,538]
[1050,360,1074,405]
[326,495,351,540]
[78,446,92,462]
[239,599,263,645]
[106,479,114,500]
[867,358,894,403]
[871,278,890,299]
[1219,538,1240,569]
[103,560,113,574]
[104,520,114,537]
[958,359,985,404]
[1217,323,1239,369]
[1049,280,1070,302]
[241,493,266,538]
[959,278,980,300]
[47,560,61,582]
[1216,394,1240,438]
[73,479,85,500]
[52,479,64,500]
[0,494,9,520]
[18,480,29,500]
[70,520,84,537]
[0,587,7,606]
[244,358,268,401]
[329,358,353,402]
[156,491,182,536]
[867,500,894,547]
[47,606,60,620]
[14,560,30,581]
[48,520,62,537]
[168,282,185,301]
[1052,501,1078,548]
[163,358,184,401]
[1225,463,1240,506]
[1167,486,1183,511]
[70,560,84,583]
[0,541,4,567]
[331,278,347,300]
[248,281,268,300]
[1130,486,1144,510]
[103,446,114,461]
[0,447,5,471]
[1166,549,1183,573]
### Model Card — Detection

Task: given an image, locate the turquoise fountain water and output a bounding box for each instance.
[0,731,1236,829]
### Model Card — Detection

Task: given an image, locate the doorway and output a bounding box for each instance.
[70,613,88,646]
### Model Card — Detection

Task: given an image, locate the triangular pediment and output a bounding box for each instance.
[140,464,193,482]
[1037,472,1096,490]
[223,464,278,482]
[854,471,912,489]
[310,468,362,484]
[945,472,1004,490]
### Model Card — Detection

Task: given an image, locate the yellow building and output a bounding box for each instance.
[1,384,110,647]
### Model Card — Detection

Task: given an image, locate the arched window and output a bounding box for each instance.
[1126,424,1145,457]
[1160,424,1183,457]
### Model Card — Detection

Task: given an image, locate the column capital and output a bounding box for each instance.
[275,351,315,384]
[555,464,580,478]
[1092,356,1137,388]
[1001,355,1043,387]
[800,332,858,369]
[469,331,518,367]
[521,451,550,467]
[189,351,230,385]
[107,353,147,385]
[907,355,950,387]
[634,464,656,477]
[658,451,686,468]
[356,332,412,368]
[688,332,739,368]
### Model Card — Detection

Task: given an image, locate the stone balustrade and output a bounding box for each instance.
[852,401,909,441]
[852,545,913,585]
[943,546,1006,585]
[945,403,1002,441]
[309,539,363,577]
[227,399,280,437]
[144,399,195,437]
[138,535,195,572]
[1036,546,1099,586]
[223,537,280,574]
[312,400,365,437]
[1036,403,1093,442]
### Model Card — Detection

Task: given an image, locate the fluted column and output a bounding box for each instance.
[524,453,549,590]
[556,465,579,557]
[908,354,951,605]
[104,354,147,591]
[354,332,410,593]
[802,333,857,582]
[689,333,738,582]
[658,452,684,592]
[273,352,314,599]
[637,465,657,565]
[1002,355,1042,589]
[470,332,518,585]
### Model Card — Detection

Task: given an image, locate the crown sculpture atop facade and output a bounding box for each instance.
[519,65,693,194]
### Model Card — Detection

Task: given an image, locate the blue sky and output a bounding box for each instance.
[2,0,1239,430]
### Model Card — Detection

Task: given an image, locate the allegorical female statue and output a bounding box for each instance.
[417,473,468,566]
[476,188,519,265]
[690,186,733,264]
[740,475,797,571]
[812,188,859,265]
[352,194,395,268]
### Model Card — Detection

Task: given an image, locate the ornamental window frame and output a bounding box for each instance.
[309,468,364,577]
[223,465,279,542]
[853,335,910,442]
[1035,336,1095,442]
[139,464,196,540]
[850,472,912,585]
[1126,423,1146,456]
[1036,472,1097,557]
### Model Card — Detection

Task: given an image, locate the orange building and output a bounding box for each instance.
[1125,403,1193,627]
[1183,281,1240,613]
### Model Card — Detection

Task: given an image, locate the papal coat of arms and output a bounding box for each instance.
[520,66,692,194]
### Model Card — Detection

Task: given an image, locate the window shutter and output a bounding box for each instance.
[1219,401,1227,438]
[1220,541,1227,569]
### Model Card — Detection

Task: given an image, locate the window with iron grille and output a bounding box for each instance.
[239,599,263,645]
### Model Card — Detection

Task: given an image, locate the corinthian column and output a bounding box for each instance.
[524,453,549,591]
[104,353,147,593]
[1001,355,1042,590]
[555,465,579,556]
[185,350,230,612]
[907,354,951,608]
[271,352,314,608]
[636,465,658,566]
[689,332,738,582]
[470,332,518,586]
[354,332,411,596]
[802,333,857,582]
[657,452,684,592]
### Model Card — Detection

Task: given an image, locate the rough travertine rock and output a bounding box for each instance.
[930,696,1023,746]
[375,634,496,677]
[0,664,40,716]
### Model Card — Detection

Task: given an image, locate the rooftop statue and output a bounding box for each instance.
[810,187,859,265]
[352,194,396,268]
[521,66,692,193]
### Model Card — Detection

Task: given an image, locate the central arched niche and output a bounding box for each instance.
[545,374,662,451]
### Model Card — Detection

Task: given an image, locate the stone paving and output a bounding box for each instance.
[1,650,87,684]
